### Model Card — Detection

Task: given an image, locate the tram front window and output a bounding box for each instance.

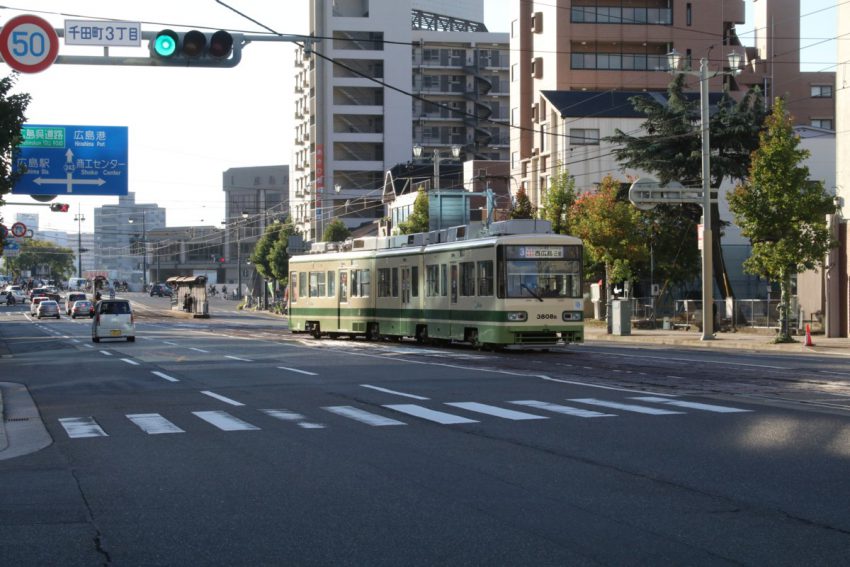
[502,245,582,299]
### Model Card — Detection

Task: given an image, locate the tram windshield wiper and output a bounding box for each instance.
[521,282,544,302]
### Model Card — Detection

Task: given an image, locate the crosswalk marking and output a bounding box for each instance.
[445,402,547,421]
[569,398,685,415]
[151,371,179,382]
[261,409,326,429]
[323,406,406,426]
[59,417,108,438]
[127,413,185,434]
[383,404,478,425]
[192,411,260,431]
[201,390,244,406]
[631,397,753,413]
[510,400,616,418]
[361,384,429,400]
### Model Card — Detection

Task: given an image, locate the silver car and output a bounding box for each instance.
[36,300,61,319]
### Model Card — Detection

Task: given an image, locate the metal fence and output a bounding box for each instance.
[617,297,811,330]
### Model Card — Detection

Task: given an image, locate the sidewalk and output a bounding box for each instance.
[583,321,850,355]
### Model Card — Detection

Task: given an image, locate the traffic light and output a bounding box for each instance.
[49,203,69,212]
[149,29,240,67]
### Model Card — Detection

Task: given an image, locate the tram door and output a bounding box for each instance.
[338,270,348,329]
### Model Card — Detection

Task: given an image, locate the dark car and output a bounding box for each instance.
[150,283,173,297]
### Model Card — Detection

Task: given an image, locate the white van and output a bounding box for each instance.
[68,277,88,291]
[92,299,135,342]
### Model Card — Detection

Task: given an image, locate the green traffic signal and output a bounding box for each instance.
[153,30,178,57]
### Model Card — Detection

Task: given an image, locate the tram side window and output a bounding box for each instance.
[327,271,335,297]
[352,268,371,297]
[411,266,419,297]
[391,267,398,297]
[478,260,494,296]
[309,271,326,297]
[298,272,307,300]
[460,262,476,296]
[426,264,439,296]
[440,264,448,296]
[378,268,391,297]
[290,271,298,303]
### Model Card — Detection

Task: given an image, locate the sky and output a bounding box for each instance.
[0,0,840,237]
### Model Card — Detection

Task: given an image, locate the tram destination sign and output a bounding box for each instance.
[12,124,128,196]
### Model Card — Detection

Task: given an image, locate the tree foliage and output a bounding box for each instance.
[268,217,300,284]
[606,75,767,298]
[540,168,576,234]
[0,73,31,203]
[322,218,351,243]
[398,188,430,234]
[510,186,533,219]
[728,98,836,342]
[569,175,648,302]
[4,238,75,281]
[250,222,283,279]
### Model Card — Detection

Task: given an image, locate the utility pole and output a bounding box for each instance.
[74,206,85,278]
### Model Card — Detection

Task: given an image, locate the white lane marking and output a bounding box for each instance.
[127,413,185,434]
[59,417,108,438]
[261,409,326,429]
[193,411,260,431]
[819,370,850,377]
[190,347,210,353]
[631,397,753,413]
[510,400,616,418]
[100,350,112,356]
[120,358,140,366]
[152,371,179,382]
[225,355,252,362]
[323,406,406,426]
[445,402,547,420]
[83,344,94,349]
[538,375,675,395]
[200,390,245,406]
[163,341,178,346]
[569,398,685,415]
[277,366,318,376]
[601,351,788,370]
[383,404,478,425]
[70,339,79,343]
[361,384,429,400]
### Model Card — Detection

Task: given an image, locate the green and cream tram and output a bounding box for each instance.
[288,220,584,348]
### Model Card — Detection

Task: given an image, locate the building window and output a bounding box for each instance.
[811,119,833,130]
[811,85,833,98]
[571,6,671,25]
[569,128,600,146]
[540,123,549,152]
[686,3,692,26]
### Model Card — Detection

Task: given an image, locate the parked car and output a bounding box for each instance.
[150,283,173,297]
[36,300,61,319]
[30,296,49,315]
[70,300,95,319]
[92,299,135,342]
[65,292,88,314]
[1,290,28,305]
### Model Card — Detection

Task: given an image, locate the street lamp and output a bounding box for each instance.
[412,144,461,231]
[74,207,85,278]
[128,211,147,291]
[667,49,741,340]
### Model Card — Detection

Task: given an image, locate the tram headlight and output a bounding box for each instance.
[562,311,583,321]
[506,311,528,322]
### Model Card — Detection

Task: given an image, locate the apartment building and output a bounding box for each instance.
[94,193,165,285]
[291,0,509,241]
[510,0,835,208]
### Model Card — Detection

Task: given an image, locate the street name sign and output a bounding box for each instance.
[12,124,128,196]
[64,20,141,47]
[0,14,59,73]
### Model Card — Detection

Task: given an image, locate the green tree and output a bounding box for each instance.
[322,218,351,243]
[398,188,429,234]
[269,217,299,283]
[540,167,576,234]
[250,221,283,279]
[569,175,648,327]
[5,238,75,281]
[728,98,836,342]
[0,72,31,244]
[606,75,767,298]
[510,186,533,219]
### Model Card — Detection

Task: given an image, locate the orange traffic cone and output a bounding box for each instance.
[805,324,814,347]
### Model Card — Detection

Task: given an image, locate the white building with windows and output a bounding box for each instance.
[291,0,508,241]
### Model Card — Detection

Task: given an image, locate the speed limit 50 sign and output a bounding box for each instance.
[0,15,59,73]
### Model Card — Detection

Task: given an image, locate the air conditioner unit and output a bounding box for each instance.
[531,57,543,79]
[530,12,543,33]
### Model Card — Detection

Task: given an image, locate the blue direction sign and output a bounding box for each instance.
[12,124,128,196]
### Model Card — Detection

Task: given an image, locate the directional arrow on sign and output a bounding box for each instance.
[31,149,106,192]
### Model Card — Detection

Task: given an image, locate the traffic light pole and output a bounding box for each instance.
[74,207,85,278]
